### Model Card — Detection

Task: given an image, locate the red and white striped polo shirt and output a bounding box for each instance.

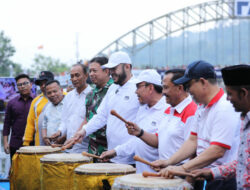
[158,95,197,159]
[190,88,240,167]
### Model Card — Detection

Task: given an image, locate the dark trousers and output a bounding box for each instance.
[194,177,237,190]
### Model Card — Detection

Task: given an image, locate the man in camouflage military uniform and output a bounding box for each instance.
[85,57,113,159]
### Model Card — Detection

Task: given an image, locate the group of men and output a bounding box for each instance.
[2,51,250,190]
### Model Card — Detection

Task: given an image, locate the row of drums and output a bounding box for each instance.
[10,146,192,190]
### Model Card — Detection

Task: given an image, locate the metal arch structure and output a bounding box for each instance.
[96,0,250,66]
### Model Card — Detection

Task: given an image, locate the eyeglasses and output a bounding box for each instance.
[136,84,148,89]
[17,81,30,87]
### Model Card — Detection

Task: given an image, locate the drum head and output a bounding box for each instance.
[74,163,136,175]
[113,174,192,189]
[17,146,61,154]
[40,153,91,163]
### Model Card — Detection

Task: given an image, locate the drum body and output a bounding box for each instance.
[112,174,192,190]
[10,146,61,190]
[40,153,91,190]
[74,163,136,190]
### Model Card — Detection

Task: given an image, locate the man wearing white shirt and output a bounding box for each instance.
[74,51,140,164]
[41,80,65,145]
[100,69,169,173]
[159,61,240,190]
[125,69,197,170]
[51,63,92,152]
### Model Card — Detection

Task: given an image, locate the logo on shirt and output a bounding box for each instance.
[151,121,157,126]
[124,96,130,101]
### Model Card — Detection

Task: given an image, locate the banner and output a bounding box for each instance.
[235,0,250,17]
[0,78,37,112]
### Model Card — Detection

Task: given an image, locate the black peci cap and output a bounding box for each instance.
[221,64,250,86]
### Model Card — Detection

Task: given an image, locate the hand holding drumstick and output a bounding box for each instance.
[82,152,101,159]
[61,138,76,151]
[142,170,194,178]
[110,110,142,136]
[133,155,154,167]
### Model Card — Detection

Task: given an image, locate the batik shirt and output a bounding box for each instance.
[211,111,250,189]
[86,79,113,156]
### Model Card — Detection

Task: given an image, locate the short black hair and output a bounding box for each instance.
[165,69,185,83]
[45,80,61,88]
[165,69,188,91]
[145,82,162,94]
[89,56,108,66]
[72,63,88,75]
[15,74,30,82]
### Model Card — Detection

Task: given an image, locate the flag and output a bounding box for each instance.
[37,45,44,49]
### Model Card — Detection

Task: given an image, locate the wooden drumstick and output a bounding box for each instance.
[143,170,194,178]
[61,140,76,151]
[51,144,63,148]
[142,171,160,177]
[110,110,129,124]
[167,170,194,177]
[133,155,154,167]
[82,152,100,159]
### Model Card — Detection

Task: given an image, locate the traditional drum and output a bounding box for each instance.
[74,163,136,190]
[112,173,192,190]
[40,153,91,190]
[10,146,61,190]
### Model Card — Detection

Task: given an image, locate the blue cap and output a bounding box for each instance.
[173,60,216,85]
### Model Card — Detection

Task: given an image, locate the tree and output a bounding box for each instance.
[30,54,70,75]
[0,31,22,76]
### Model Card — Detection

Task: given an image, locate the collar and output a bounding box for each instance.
[165,95,192,114]
[114,76,135,93]
[18,94,34,101]
[145,96,167,110]
[174,95,192,114]
[53,96,65,106]
[244,111,250,123]
[94,78,113,93]
[246,111,250,120]
[74,85,91,96]
[242,111,250,130]
[206,88,224,108]
[121,76,135,88]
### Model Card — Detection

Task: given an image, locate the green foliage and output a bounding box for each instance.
[31,54,70,75]
[0,31,23,76]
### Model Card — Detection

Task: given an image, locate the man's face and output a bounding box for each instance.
[89,62,109,87]
[70,65,88,89]
[39,80,47,94]
[16,78,32,96]
[162,73,180,107]
[46,82,64,105]
[186,79,204,104]
[135,82,149,105]
[109,64,127,85]
[226,86,245,113]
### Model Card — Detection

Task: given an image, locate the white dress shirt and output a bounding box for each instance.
[84,78,140,164]
[115,96,169,173]
[58,86,92,152]
[158,95,197,160]
[42,97,65,137]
